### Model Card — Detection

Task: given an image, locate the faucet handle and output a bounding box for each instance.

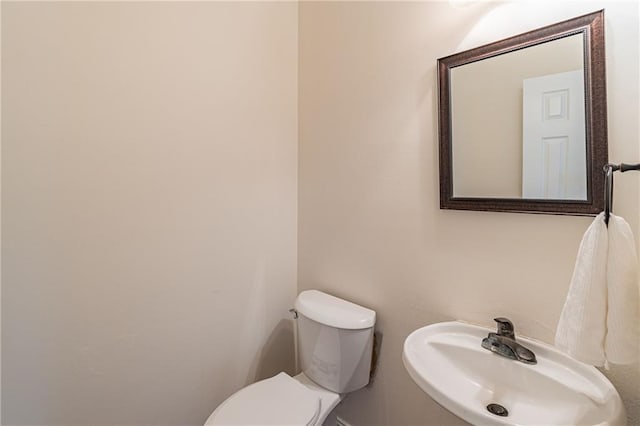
[494,317,515,339]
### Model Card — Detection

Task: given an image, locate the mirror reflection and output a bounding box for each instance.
[451,34,586,200]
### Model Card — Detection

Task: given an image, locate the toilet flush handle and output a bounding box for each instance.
[289,308,298,319]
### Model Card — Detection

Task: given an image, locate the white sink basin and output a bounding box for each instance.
[402,321,626,426]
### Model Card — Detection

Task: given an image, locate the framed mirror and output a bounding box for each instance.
[438,10,607,215]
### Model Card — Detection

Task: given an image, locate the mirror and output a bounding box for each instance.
[438,10,607,215]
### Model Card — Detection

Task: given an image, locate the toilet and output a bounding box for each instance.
[204,290,376,425]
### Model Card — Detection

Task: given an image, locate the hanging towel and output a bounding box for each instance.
[555,212,609,366]
[555,212,639,367]
[605,214,639,364]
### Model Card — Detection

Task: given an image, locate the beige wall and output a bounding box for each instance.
[3,1,639,426]
[2,2,297,425]
[299,1,639,425]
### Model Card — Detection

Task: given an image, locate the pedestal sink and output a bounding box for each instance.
[402,321,626,426]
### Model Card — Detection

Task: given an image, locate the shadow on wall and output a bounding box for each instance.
[247,318,296,383]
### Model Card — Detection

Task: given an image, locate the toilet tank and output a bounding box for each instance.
[294,290,376,394]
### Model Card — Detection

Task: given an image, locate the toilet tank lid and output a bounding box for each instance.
[294,290,376,330]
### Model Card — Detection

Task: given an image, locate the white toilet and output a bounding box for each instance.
[204,290,376,425]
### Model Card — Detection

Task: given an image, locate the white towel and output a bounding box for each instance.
[605,214,639,364]
[555,212,639,367]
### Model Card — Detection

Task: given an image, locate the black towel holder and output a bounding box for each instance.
[603,162,640,225]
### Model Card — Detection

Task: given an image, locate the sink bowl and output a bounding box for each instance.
[402,321,625,426]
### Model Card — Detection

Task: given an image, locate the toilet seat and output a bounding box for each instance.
[205,372,321,425]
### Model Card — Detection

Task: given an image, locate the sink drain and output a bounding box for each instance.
[487,403,508,417]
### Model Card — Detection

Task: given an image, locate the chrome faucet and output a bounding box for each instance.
[481,318,537,364]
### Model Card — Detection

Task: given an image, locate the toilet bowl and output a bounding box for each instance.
[204,290,376,426]
[204,372,342,426]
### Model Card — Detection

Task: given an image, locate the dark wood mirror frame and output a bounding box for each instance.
[438,10,607,215]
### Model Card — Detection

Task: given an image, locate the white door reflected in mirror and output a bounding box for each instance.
[522,70,587,200]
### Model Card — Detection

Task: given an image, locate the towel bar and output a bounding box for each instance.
[603,162,640,225]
